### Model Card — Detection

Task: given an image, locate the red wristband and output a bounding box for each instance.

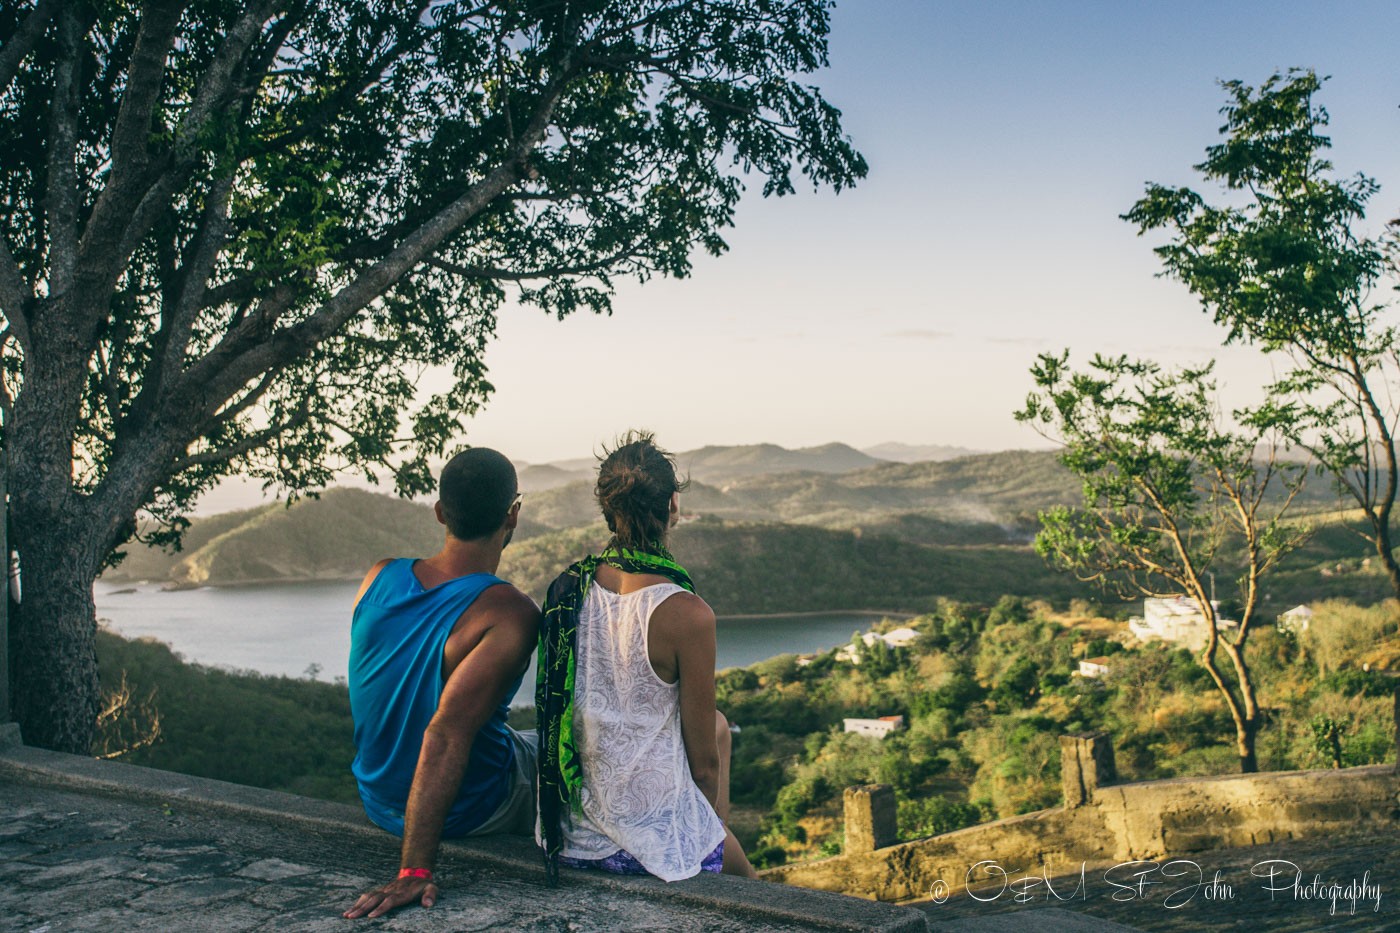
[398,868,433,880]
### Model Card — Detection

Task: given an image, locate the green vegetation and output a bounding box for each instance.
[91,590,1396,873]
[499,517,1099,612]
[718,597,1399,867]
[95,629,359,804]
[6,0,866,754]
[1127,68,1400,602]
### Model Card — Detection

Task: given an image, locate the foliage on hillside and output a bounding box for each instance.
[104,488,552,586]
[498,518,1099,612]
[718,597,1399,867]
[92,591,1397,874]
[95,629,359,803]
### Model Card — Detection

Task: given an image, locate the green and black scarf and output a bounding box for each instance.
[535,544,694,885]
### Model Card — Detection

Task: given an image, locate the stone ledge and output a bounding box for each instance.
[0,735,928,932]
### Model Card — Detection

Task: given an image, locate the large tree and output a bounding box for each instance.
[1018,353,1308,773]
[1124,69,1400,600]
[0,0,865,753]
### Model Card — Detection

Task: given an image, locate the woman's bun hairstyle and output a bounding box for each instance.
[595,430,689,551]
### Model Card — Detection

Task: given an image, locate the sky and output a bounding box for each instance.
[446,0,1400,467]
[198,2,1400,512]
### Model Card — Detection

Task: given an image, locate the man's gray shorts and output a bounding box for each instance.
[466,726,537,836]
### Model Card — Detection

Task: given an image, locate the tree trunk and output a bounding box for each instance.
[1236,717,1258,774]
[10,509,101,754]
[1372,518,1400,604]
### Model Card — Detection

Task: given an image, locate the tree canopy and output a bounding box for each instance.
[1018,351,1309,771]
[1123,68,1400,598]
[0,0,866,752]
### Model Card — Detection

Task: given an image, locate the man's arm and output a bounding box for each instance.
[344,585,539,919]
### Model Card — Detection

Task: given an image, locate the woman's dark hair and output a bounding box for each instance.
[595,430,689,551]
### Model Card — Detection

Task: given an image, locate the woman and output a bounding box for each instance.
[536,431,757,883]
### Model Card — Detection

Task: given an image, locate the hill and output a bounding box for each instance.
[546,441,887,485]
[674,442,885,481]
[861,442,983,462]
[517,463,590,492]
[497,517,1098,613]
[105,487,551,587]
[105,448,1379,612]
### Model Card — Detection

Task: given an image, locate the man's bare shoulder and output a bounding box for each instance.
[473,581,541,631]
[354,558,395,605]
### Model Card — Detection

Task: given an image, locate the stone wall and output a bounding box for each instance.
[764,726,1400,903]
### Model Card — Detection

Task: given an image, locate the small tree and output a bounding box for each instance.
[1124,69,1400,599]
[1018,353,1309,772]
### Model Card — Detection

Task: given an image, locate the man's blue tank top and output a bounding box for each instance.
[348,559,519,837]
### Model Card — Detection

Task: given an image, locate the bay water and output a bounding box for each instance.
[94,580,893,706]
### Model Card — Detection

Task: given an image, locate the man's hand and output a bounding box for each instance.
[342,874,438,919]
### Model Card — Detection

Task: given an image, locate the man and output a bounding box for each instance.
[344,448,540,919]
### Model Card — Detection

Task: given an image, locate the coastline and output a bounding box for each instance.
[717,609,916,621]
[99,578,926,620]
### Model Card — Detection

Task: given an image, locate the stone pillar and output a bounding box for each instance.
[1060,732,1116,809]
[844,784,897,853]
[1393,684,1399,776]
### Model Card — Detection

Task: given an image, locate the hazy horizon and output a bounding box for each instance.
[194,2,1400,509]
[427,1,1400,467]
[191,438,1049,514]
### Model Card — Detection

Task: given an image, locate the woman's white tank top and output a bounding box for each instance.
[555,580,726,881]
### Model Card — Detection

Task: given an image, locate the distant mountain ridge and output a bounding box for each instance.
[106,446,1374,612]
[861,441,984,463]
[107,449,1080,599]
[535,440,889,486]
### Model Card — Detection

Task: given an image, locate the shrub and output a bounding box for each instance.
[897,795,983,841]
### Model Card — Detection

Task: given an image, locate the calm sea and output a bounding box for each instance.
[93,580,892,706]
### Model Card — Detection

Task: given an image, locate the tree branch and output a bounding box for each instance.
[182,67,574,412]
[0,241,32,353]
[164,171,236,371]
[258,1,435,154]
[106,0,185,185]
[425,237,644,283]
[78,0,286,303]
[43,4,86,296]
[172,411,305,473]
[0,0,59,94]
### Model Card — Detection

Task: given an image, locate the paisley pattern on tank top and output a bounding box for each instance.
[554,582,726,881]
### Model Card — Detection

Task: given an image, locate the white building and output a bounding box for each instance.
[843,715,905,738]
[1128,596,1235,651]
[1076,656,1112,678]
[837,627,921,663]
[1278,605,1314,634]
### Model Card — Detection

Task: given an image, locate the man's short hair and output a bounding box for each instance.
[439,448,517,541]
